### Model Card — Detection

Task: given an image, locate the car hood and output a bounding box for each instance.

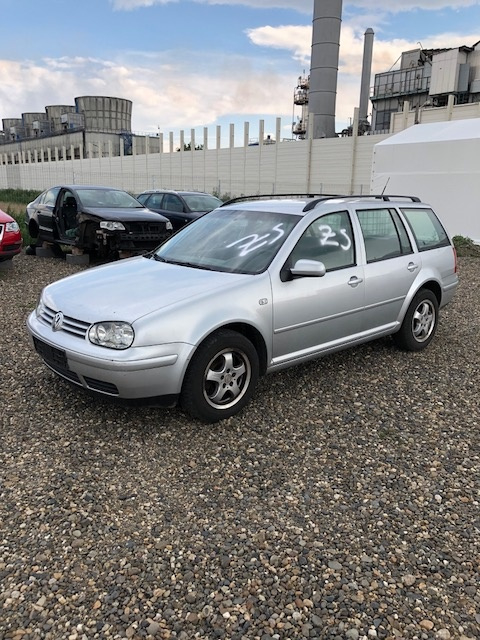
[42,256,251,324]
[0,210,16,223]
[82,206,169,223]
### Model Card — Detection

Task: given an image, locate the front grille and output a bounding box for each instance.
[125,222,169,239]
[39,304,90,338]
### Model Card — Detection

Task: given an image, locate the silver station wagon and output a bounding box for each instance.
[27,194,458,423]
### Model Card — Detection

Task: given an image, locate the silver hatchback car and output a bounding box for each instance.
[27,194,458,422]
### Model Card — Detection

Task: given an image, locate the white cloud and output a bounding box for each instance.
[0,54,295,134]
[351,0,480,10]
[4,1,480,138]
[110,0,480,11]
[110,0,311,11]
[246,20,480,127]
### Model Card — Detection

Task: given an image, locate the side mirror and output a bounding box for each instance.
[291,259,326,278]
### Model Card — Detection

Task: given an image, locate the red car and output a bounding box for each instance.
[0,208,22,262]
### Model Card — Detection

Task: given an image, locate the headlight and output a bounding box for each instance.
[166,221,173,231]
[88,322,134,349]
[99,221,126,231]
[6,221,20,232]
[36,298,46,319]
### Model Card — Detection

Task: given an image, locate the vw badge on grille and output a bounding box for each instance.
[52,311,64,331]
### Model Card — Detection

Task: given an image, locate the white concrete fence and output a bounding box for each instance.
[2,98,479,198]
[0,116,389,198]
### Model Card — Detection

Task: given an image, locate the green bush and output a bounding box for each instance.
[453,235,480,257]
[0,188,41,204]
[8,208,33,246]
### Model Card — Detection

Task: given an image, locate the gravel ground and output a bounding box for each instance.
[1,253,479,640]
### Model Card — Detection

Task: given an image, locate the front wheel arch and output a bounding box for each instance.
[180,328,260,423]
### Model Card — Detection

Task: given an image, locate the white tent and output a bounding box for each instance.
[371,119,480,243]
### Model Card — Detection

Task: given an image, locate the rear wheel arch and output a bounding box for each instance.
[419,280,442,306]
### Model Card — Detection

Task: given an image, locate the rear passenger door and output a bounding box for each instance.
[356,207,420,333]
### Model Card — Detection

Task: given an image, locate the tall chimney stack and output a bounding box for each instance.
[359,28,374,127]
[308,0,343,138]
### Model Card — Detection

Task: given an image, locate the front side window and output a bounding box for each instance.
[291,210,355,271]
[400,207,450,251]
[357,208,412,262]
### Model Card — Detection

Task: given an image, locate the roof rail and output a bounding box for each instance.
[220,193,422,210]
[365,194,421,202]
[303,196,347,211]
[220,193,340,207]
[303,193,421,211]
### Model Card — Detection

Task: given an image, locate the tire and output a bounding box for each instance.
[51,243,65,259]
[181,329,259,423]
[393,289,439,351]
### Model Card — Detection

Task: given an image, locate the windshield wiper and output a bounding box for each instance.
[153,255,216,270]
[172,260,217,271]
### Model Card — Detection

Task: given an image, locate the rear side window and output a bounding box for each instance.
[43,187,60,206]
[401,208,450,251]
[357,208,412,263]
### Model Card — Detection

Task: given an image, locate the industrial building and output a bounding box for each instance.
[0,96,158,159]
[371,42,480,131]
[291,0,480,138]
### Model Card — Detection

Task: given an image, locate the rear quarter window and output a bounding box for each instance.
[401,208,450,251]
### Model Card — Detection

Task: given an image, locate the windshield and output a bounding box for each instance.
[154,208,300,274]
[77,189,143,209]
[182,194,223,212]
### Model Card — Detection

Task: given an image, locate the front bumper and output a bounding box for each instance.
[0,240,22,258]
[27,311,193,400]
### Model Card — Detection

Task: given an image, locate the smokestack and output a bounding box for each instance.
[308,0,343,138]
[359,28,374,126]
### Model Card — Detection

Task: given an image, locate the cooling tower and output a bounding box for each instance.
[75,96,132,133]
[308,0,343,138]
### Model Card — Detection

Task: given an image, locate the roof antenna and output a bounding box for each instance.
[381,177,390,195]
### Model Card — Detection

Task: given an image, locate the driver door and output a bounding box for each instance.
[271,210,365,366]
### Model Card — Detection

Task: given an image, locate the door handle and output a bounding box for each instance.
[348,276,363,287]
[407,262,419,272]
